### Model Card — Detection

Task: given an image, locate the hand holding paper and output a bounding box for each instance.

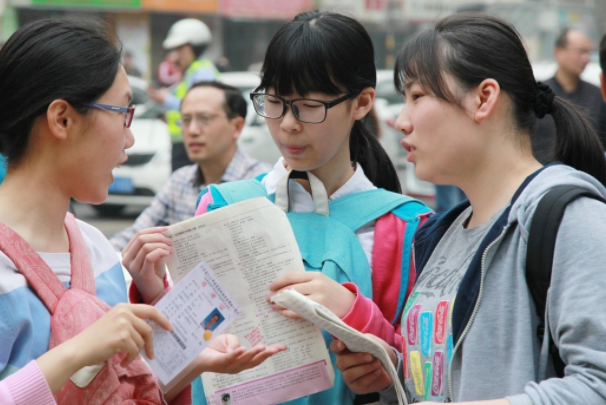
[268,271,357,319]
[271,289,408,405]
[331,339,396,396]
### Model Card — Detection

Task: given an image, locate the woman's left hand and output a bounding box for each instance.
[196,334,287,374]
[121,227,173,304]
[267,272,356,319]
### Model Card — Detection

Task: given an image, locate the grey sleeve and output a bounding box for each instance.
[521,198,606,404]
[378,349,405,405]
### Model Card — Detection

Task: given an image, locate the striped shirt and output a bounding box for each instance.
[109,149,271,251]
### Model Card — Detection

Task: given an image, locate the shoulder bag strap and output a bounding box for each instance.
[526,184,606,377]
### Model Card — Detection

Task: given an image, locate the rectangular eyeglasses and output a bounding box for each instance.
[85,102,135,128]
[250,92,355,124]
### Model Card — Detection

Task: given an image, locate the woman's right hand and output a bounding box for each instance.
[330,338,394,394]
[70,303,172,368]
[121,227,173,303]
[37,303,172,393]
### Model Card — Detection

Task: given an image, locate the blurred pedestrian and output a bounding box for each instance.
[123,50,142,78]
[215,56,232,73]
[110,81,270,251]
[532,28,606,163]
[157,50,182,87]
[149,18,220,172]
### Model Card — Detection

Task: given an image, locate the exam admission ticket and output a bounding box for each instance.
[144,262,241,385]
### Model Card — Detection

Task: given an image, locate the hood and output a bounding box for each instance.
[509,163,606,230]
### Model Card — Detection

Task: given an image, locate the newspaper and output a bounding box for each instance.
[272,289,408,405]
[165,197,334,405]
[143,263,241,386]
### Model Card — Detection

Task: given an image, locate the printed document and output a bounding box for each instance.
[144,262,241,386]
[272,289,408,405]
[165,197,334,405]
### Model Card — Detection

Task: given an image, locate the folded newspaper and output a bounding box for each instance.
[271,289,408,405]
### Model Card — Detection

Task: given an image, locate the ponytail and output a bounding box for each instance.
[550,97,606,186]
[350,120,402,193]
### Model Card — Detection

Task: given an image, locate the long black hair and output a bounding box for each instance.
[258,10,402,193]
[0,17,122,165]
[394,12,606,186]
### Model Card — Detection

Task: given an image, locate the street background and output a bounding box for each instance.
[2,0,606,239]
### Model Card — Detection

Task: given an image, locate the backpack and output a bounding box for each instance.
[202,170,430,312]
[525,185,606,378]
[0,213,164,404]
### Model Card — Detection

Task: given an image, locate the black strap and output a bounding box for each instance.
[354,393,380,404]
[526,185,606,377]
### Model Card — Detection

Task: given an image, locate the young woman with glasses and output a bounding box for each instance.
[172,10,433,405]
[332,13,606,405]
[0,17,283,405]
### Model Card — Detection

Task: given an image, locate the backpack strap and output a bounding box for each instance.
[0,213,94,313]
[65,213,95,294]
[526,185,606,378]
[329,189,424,232]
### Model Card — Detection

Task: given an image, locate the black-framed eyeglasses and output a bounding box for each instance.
[249,92,355,124]
[85,102,135,128]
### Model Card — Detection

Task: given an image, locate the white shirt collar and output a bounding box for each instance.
[262,158,376,213]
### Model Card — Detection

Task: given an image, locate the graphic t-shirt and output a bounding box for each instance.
[402,207,500,402]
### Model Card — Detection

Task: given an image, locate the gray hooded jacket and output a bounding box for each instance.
[382,164,606,404]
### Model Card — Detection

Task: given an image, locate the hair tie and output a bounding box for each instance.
[533,82,555,119]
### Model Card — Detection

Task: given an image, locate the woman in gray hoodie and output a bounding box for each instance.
[331,12,606,405]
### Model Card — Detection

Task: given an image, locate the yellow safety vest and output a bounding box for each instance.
[166,58,220,143]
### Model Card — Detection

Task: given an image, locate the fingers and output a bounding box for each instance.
[119,334,142,368]
[125,240,172,275]
[341,358,383,383]
[345,363,392,394]
[269,272,316,292]
[229,344,286,373]
[122,227,169,257]
[330,339,349,355]
[271,308,304,320]
[335,350,378,372]
[245,345,287,369]
[130,304,173,331]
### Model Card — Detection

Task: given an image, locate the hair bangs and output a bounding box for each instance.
[259,22,344,96]
[394,29,456,103]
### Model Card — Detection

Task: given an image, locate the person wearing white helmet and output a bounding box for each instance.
[149,18,220,171]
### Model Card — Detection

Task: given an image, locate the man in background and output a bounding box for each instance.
[533,28,606,163]
[111,81,270,251]
[149,18,220,172]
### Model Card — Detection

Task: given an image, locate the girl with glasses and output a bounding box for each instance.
[0,17,283,405]
[180,10,433,405]
[333,13,606,405]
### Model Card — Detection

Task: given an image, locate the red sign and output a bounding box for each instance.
[365,0,387,10]
[221,0,314,20]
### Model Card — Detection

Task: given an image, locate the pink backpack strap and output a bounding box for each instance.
[64,213,95,295]
[0,213,95,313]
